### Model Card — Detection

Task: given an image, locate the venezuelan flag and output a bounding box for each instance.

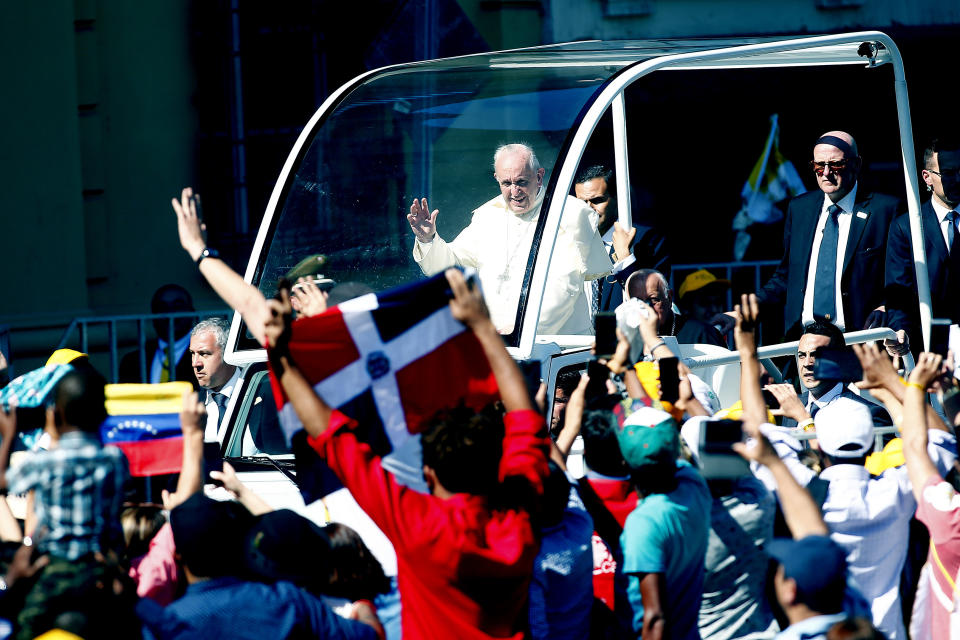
[101,382,193,477]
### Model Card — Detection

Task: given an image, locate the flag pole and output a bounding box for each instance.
[745,114,778,215]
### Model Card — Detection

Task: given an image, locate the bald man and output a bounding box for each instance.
[755,131,900,338]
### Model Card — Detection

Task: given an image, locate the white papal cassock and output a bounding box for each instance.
[413,188,611,334]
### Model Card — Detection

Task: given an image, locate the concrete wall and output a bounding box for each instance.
[0,1,218,370]
[549,0,960,42]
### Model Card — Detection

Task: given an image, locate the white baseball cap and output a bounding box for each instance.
[814,396,874,458]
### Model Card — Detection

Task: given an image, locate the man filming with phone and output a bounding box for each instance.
[763,318,891,430]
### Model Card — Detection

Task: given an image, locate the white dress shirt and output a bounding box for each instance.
[203,367,242,443]
[801,184,859,329]
[778,430,956,639]
[413,189,611,334]
[931,198,960,253]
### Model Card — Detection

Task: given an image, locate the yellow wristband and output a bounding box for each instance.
[906,381,927,391]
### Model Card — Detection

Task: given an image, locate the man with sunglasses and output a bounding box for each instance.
[885,136,960,354]
[573,165,670,313]
[755,131,899,340]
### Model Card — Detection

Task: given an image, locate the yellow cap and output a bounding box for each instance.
[678,269,731,300]
[33,631,85,640]
[865,437,904,475]
[46,348,88,366]
[714,400,776,425]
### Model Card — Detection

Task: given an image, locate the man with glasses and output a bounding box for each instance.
[885,136,960,353]
[408,143,611,335]
[754,131,899,339]
[625,268,675,337]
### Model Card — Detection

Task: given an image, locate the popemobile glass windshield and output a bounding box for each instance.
[253,51,634,345]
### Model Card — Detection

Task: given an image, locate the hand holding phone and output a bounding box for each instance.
[585,359,610,402]
[594,312,618,359]
[658,357,680,403]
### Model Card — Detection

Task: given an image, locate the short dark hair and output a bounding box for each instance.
[924,136,960,170]
[555,369,581,397]
[150,283,193,313]
[420,402,505,496]
[323,523,391,601]
[54,368,108,432]
[575,165,616,197]
[581,410,628,477]
[801,318,846,351]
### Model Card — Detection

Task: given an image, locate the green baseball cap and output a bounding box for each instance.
[617,406,679,470]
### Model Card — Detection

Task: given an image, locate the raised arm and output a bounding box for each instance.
[264,286,334,440]
[407,198,439,243]
[901,352,944,503]
[553,375,588,462]
[853,341,950,432]
[446,269,533,413]
[210,461,273,516]
[734,293,767,428]
[161,392,207,510]
[734,423,828,539]
[172,187,269,343]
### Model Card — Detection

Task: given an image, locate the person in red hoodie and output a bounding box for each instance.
[263,268,550,640]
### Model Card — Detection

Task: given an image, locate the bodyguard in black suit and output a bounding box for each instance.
[766,319,892,429]
[574,165,670,313]
[885,138,960,352]
[756,131,899,339]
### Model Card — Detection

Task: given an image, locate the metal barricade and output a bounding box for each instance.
[56,310,231,383]
[671,260,779,310]
[793,425,900,454]
[684,327,916,374]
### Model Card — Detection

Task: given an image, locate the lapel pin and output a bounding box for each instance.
[856,211,868,219]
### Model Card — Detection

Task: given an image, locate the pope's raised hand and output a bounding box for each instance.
[407,197,438,243]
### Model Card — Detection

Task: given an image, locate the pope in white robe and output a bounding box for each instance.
[408,144,611,334]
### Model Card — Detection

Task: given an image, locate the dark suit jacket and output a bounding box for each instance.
[757,189,900,338]
[599,224,670,312]
[119,338,200,390]
[780,387,892,429]
[885,201,960,349]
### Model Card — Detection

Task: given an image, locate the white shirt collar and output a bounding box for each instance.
[823,182,858,215]
[207,367,241,401]
[931,197,960,223]
[808,382,844,411]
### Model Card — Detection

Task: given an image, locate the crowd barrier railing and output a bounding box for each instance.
[56,310,231,383]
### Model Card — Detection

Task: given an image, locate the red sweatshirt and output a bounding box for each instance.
[310,408,549,640]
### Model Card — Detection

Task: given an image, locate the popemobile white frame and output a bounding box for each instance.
[221,32,931,483]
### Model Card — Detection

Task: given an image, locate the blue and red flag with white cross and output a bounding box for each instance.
[268,270,500,495]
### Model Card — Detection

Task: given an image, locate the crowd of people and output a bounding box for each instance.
[0,129,958,640]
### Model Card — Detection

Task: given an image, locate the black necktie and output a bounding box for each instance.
[947,210,958,255]
[813,204,841,321]
[212,392,228,432]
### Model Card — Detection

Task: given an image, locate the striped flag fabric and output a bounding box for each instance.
[101,381,193,477]
[268,269,500,494]
[733,114,806,260]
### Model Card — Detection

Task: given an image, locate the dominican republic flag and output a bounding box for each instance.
[101,381,194,476]
[269,269,500,495]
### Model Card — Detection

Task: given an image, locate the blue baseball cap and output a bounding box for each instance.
[766,535,847,614]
